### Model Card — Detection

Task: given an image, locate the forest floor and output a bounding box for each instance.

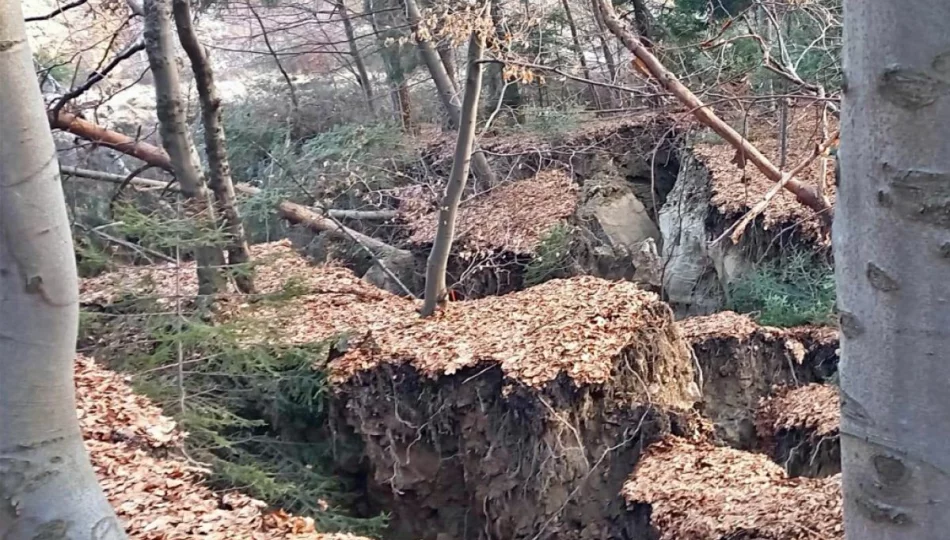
[78,241,844,539]
[76,354,369,540]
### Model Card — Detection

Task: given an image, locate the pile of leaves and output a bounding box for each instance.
[76,355,370,540]
[623,436,842,539]
[327,276,689,392]
[756,383,840,440]
[81,239,692,392]
[403,170,577,255]
[692,108,837,240]
[677,310,764,343]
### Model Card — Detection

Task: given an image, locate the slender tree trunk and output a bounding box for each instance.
[560,0,600,107]
[589,0,617,83]
[338,0,377,117]
[396,81,413,131]
[366,0,413,130]
[488,1,523,124]
[173,0,255,294]
[436,42,459,92]
[629,0,655,41]
[144,0,225,296]
[0,0,125,536]
[837,1,950,538]
[404,0,462,127]
[404,0,497,185]
[421,24,489,317]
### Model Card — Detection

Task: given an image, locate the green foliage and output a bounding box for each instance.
[74,234,113,277]
[727,251,836,327]
[82,306,387,537]
[525,223,575,287]
[113,202,230,253]
[34,50,75,85]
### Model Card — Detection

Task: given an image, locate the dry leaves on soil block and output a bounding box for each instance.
[623,436,842,540]
[404,170,577,255]
[692,109,837,238]
[756,383,840,440]
[678,311,762,343]
[76,355,369,540]
[328,276,683,391]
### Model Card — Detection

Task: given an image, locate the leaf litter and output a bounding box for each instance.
[76,354,370,539]
[756,383,840,440]
[623,436,842,539]
[403,170,578,255]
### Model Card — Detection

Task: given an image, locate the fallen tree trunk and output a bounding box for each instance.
[594,0,833,224]
[50,117,409,258]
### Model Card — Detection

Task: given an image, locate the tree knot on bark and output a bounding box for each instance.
[0,39,24,52]
[24,275,44,295]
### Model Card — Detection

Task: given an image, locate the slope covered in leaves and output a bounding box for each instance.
[403,170,577,255]
[623,436,842,539]
[76,355,370,540]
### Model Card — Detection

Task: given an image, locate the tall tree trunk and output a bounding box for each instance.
[366,0,413,130]
[144,0,224,296]
[173,0,255,294]
[560,0,600,107]
[404,0,497,185]
[629,0,655,41]
[436,42,458,92]
[421,24,489,317]
[488,1,524,123]
[338,0,377,117]
[837,1,950,538]
[589,0,617,83]
[0,0,125,536]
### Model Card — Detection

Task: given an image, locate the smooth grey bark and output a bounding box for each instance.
[173,0,255,294]
[436,41,459,92]
[144,0,225,296]
[837,1,950,538]
[0,0,126,537]
[337,0,378,117]
[404,0,497,185]
[421,25,489,317]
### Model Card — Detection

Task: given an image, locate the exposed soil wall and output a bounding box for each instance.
[327,280,698,540]
[680,312,838,449]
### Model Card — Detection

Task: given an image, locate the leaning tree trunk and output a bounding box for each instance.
[837,1,950,538]
[560,0,600,107]
[0,1,126,537]
[337,0,377,117]
[144,0,225,296]
[173,0,255,294]
[421,23,490,317]
[589,0,617,85]
[404,0,497,185]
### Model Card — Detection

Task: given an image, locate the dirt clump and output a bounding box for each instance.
[623,436,842,540]
[329,280,699,539]
[680,312,838,448]
[756,384,840,478]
